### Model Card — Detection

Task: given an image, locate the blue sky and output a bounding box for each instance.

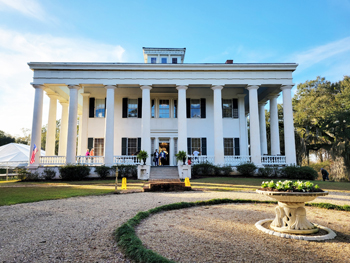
[0,0,350,136]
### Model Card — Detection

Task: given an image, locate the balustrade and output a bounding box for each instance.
[224,156,251,166]
[114,155,141,165]
[40,156,66,165]
[76,156,104,165]
[261,155,286,165]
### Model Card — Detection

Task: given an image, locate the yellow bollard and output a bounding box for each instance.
[114,167,118,193]
[184,177,191,187]
[121,177,127,190]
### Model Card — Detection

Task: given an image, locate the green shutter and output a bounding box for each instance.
[201,138,207,155]
[122,138,127,155]
[234,138,240,155]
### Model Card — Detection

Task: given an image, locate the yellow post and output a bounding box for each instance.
[185,177,191,187]
[121,177,127,190]
[114,167,118,193]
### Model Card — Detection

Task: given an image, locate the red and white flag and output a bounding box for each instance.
[30,144,38,164]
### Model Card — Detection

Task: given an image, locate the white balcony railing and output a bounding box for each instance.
[114,155,141,165]
[188,155,215,165]
[224,156,251,166]
[261,155,286,165]
[76,156,104,165]
[40,156,66,165]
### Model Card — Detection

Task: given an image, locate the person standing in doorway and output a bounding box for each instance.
[153,149,159,166]
[159,150,166,166]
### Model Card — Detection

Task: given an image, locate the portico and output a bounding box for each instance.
[28,48,297,169]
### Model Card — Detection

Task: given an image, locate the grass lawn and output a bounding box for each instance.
[1,177,349,206]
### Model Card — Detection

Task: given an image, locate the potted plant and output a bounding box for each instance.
[137,150,149,165]
[175,150,187,165]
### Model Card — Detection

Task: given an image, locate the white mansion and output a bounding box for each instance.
[28,47,297,168]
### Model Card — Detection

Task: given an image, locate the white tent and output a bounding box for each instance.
[0,143,46,168]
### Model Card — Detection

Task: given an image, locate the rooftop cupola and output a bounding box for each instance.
[142,47,186,64]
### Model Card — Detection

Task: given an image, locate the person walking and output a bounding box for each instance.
[153,149,159,166]
[90,148,94,163]
[321,168,329,181]
[159,150,166,166]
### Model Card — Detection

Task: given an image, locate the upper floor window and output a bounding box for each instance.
[128,99,138,118]
[190,99,201,118]
[172,57,178,64]
[159,100,170,118]
[161,57,167,64]
[95,99,105,117]
[222,99,238,118]
[151,57,157,64]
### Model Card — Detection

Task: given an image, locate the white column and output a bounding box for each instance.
[247,85,261,165]
[269,95,280,155]
[259,102,268,155]
[281,85,297,165]
[104,85,116,166]
[212,85,225,165]
[141,85,152,165]
[169,137,174,166]
[176,85,188,154]
[66,85,80,164]
[80,93,90,157]
[58,101,69,156]
[77,114,82,156]
[45,94,57,156]
[29,84,45,166]
[237,94,248,156]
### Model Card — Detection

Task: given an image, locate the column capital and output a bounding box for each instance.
[246,85,260,91]
[267,93,280,100]
[280,85,294,91]
[176,85,188,90]
[67,85,81,90]
[258,100,267,106]
[211,85,224,90]
[32,84,46,90]
[140,85,152,90]
[237,93,246,98]
[46,93,59,99]
[104,85,116,90]
[81,93,90,97]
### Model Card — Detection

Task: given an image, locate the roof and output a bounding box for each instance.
[0,143,46,167]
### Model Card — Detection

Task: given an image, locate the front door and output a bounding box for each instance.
[159,142,170,166]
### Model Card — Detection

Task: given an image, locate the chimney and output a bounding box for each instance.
[225,60,233,64]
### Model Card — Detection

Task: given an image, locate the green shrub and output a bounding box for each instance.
[220,165,232,176]
[257,167,274,177]
[114,165,137,179]
[43,168,56,180]
[236,162,257,176]
[94,165,111,179]
[280,165,317,180]
[17,168,40,181]
[59,165,90,181]
[191,161,216,176]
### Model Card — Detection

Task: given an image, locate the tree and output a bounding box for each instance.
[0,130,15,146]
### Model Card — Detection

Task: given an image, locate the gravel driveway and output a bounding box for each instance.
[0,191,349,262]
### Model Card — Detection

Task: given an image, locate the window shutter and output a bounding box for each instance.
[186,98,191,118]
[187,138,191,155]
[233,99,238,118]
[234,138,240,155]
[88,138,93,150]
[201,138,207,155]
[104,98,107,118]
[89,98,95,118]
[200,98,206,118]
[138,98,142,118]
[137,138,141,152]
[122,138,127,155]
[122,98,128,118]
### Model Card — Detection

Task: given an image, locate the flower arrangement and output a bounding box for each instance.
[260,180,321,192]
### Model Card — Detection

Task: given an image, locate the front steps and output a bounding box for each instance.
[143,166,191,192]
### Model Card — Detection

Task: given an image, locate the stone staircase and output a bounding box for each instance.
[143,166,191,192]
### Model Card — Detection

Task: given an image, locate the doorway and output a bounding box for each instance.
[158,142,170,166]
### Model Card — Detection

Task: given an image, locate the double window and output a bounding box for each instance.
[187,138,207,155]
[87,138,104,156]
[186,98,206,118]
[222,99,238,118]
[122,98,142,118]
[127,99,138,118]
[224,138,240,156]
[121,138,141,155]
[159,100,170,118]
[89,98,106,118]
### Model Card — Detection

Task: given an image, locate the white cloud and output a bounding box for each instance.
[0,0,47,21]
[0,27,125,136]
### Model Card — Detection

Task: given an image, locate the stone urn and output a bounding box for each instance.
[256,190,328,234]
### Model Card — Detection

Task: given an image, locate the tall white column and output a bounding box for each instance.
[66,85,80,164]
[29,84,45,166]
[141,85,152,165]
[212,85,225,165]
[80,93,90,156]
[169,137,174,166]
[247,85,261,165]
[104,85,116,166]
[269,95,280,155]
[259,102,268,155]
[237,94,248,156]
[77,114,82,156]
[58,101,69,156]
[176,85,188,154]
[45,94,58,156]
[281,85,297,165]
